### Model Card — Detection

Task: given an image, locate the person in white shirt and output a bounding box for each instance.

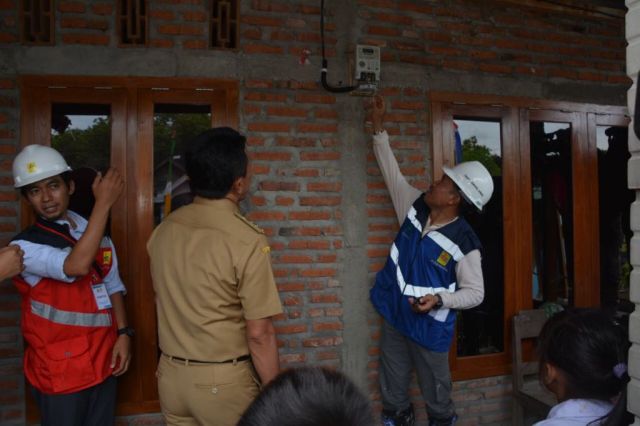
[533,308,632,426]
[11,145,130,426]
[367,96,494,426]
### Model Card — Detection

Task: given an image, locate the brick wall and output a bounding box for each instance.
[0,0,629,425]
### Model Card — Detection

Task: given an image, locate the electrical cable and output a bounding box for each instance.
[320,0,359,93]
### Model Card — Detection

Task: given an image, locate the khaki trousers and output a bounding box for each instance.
[157,355,260,426]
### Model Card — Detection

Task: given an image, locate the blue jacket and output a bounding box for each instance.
[370,195,482,352]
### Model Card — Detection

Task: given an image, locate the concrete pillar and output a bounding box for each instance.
[626,0,640,423]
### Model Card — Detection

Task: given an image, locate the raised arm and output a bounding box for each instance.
[368,95,422,224]
[63,168,124,277]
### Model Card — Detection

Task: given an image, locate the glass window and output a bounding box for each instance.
[153,104,212,225]
[530,121,573,307]
[597,126,633,312]
[454,118,503,356]
[51,103,111,220]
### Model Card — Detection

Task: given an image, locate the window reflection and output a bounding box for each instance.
[597,126,633,313]
[51,103,111,221]
[454,118,503,356]
[153,104,212,225]
[530,122,572,308]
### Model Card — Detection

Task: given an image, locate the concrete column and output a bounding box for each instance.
[626,0,640,423]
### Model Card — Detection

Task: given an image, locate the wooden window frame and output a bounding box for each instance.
[19,76,238,419]
[20,0,54,45]
[430,92,628,380]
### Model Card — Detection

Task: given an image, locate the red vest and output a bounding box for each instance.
[13,220,117,394]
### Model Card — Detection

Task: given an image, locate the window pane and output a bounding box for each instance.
[597,126,633,312]
[51,103,111,220]
[454,118,504,356]
[530,122,573,307]
[51,103,111,171]
[153,104,212,226]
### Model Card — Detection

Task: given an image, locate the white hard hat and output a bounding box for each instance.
[13,144,72,188]
[443,161,494,211]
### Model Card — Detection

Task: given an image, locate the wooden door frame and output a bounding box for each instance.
[18,75,239,417]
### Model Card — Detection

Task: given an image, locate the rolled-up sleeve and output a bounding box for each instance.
[439,249,484,310]
[13,240,74,286]
[103,238,126,295]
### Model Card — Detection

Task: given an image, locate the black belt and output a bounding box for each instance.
[163,353,250,365]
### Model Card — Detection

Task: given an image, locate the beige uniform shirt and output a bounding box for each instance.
[147,197,283,362]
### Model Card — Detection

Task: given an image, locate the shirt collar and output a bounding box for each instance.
[193,196,239,213]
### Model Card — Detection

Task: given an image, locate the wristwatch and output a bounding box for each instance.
[117,326,135,338]
[434,294,443,310]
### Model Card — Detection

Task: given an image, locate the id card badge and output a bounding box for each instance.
[91,283,112,310]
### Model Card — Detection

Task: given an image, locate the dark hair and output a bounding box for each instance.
[538,308,632,426]
[20,171,72,197]
[184,127,248,199]
[237,367,374,426]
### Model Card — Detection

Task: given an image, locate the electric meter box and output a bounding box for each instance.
[354,45,380,83]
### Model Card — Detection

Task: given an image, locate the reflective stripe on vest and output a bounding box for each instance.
[31,300,112,327]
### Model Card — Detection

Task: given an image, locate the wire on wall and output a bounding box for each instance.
[320,0,359,93]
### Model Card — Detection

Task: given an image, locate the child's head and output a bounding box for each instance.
[538,308,628,402]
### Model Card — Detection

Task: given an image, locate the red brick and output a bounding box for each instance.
[297,123,337,133]
[307,182,341,192]
[293,168,320,177]
[149,10,175,20]
[244,92,287,102]
[0,33,17,43]
[288,240,330,250]
[246,211,286,221]
[0,144,16,154]
[300,268,337,277]
[288,211,331,220]
[61,18,109,30]
[300,151,339,161]
[62,34,109,45]
[251,151,292,161]
[270,30,294,41]
[0,79,14,89]
[280,353,306,364]
[275,137,316,147]
[247,122,290,133]
[183,11,207,22]
[316,255,336,264]
[267,106,307,117]
[302,336,342,347]
[0,0,16,10]
[59,1,85,13]
[244,44,284,54]
[295,93,336,104]
[242,15,284,27]
[158,25,203,36]
[313,322,343,331]
[243,28,262,39]
[300,196,340,206]
[275,196,294,206]
[91,3,113,15]
[259,181,300,191]
[275,324,307,334]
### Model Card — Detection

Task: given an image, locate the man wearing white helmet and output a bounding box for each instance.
[367,96,494,426]
[11,144,130,426]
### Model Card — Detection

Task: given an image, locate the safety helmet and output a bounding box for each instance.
[12,144,72,188]
[443,161,494,211]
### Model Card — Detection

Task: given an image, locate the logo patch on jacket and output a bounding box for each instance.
[102,249,112,266]
[436,251,451,266]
